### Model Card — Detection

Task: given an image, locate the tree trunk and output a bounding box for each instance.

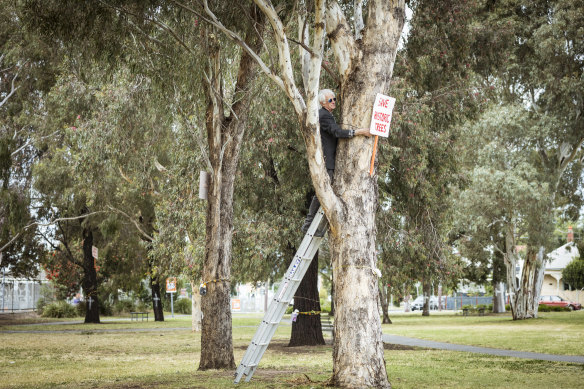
[328,4,404,385]
[191,280,202,332]
[199,173,236,368]
[82,227,100,324]
[289,250,325,346]
[422,281,431,316]
[379,284,391,324]
[198,23,261,369]
[151,275,164,322]
[492,249,506,313]
[504,227,545,320]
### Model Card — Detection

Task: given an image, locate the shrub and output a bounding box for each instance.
[175,298,192,314]
[135,301,149,312]
[100,300,113,316]
[113,300,136,315]
[41,301,78,318]
[36,297,49,315]
[538,304,570,312]
[76,302,86,317]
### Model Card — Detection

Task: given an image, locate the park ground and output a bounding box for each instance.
[0,310,583,388]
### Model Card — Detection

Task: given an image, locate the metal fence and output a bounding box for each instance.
[444,296,493,310]
[0,279,42,312]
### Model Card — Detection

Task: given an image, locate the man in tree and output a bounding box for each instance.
[301,89,371,235]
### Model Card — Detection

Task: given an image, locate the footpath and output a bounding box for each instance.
[381,334,584,364]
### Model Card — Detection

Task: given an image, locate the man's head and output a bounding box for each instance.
[319,89,336,112]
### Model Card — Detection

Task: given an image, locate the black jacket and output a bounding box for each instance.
[319,108,354,170]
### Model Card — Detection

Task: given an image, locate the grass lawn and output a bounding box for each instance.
[383,310,584,355]
[0,311,583,388]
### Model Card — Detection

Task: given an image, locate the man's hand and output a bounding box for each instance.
[355,128,372,137]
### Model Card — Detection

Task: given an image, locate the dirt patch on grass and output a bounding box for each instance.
[0,312,42,325]
[237,340,419,352]
[236,340,331,354]
[383,343,420,351]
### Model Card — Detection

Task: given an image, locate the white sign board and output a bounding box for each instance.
[369,94,396,137]
[92,246,98,259]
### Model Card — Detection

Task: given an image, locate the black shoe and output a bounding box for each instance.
[301,220,311,234]
[313,227,326,237]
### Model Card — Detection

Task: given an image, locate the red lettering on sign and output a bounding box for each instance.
[375,123,387,132]
[374,111,391,122]
[378,98,389,108]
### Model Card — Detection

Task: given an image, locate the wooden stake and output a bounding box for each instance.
[369,135,379,176]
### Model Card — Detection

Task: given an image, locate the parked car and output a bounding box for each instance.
[538,295,582,311]
[411,295,444,311]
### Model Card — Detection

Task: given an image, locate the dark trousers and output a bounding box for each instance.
[303,169,334,226]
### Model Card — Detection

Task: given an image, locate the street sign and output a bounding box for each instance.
[369,93,396,137]
[166,277,177,293]
[92,246,98,259]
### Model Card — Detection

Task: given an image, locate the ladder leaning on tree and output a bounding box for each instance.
[233,207,328,384]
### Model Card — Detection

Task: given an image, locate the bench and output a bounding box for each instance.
[130,312,149,321]
[321,315,333,333]
[462,308,469,316]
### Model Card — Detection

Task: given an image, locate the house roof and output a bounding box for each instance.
[546,242,580,270]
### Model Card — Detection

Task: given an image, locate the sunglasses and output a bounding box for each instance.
[328,98,337,102]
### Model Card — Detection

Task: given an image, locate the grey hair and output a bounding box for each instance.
[318,89,335,104]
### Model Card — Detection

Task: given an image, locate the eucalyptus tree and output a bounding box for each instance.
[0,0,58,275]
[376,0,486,316]
[456,103,564,319]
[454,0,584,319]
[20,0,268,367]
[232,82,328,345]
[195,1,406,386]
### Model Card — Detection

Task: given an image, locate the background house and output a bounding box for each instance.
[541,227,582,304]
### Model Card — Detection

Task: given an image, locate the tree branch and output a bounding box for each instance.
[559,136,584,171]
[106,206,154,242]
[0,211,108,253]
[0,66,21,109]
[289,37,340,87]
[98,0,195,55]
[173,0,287,93]
[325,1,357,81]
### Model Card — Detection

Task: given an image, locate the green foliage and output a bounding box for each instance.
[378,0,486,294]
[174,298,192,314]
[537,304,571,313]
[99,300,113,317]
[562,258,584,290]
[41,301,78,318]
[113,300,137,315]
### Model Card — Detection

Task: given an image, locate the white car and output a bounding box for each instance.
[411,295,443,311]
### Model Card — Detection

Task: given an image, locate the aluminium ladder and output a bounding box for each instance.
[233,207,328,384]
